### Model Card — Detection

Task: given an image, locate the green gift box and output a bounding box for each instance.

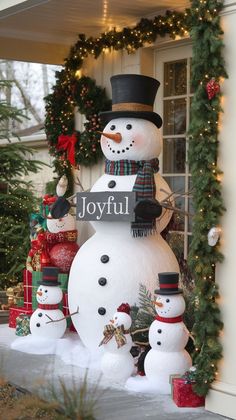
[16,298,24,307]
[58,273,68,293]
[15,314,31,336]
[32,271,42,310]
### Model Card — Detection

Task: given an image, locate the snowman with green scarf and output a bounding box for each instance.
[58,74,179,353]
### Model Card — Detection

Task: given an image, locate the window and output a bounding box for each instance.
[155,44,193,259]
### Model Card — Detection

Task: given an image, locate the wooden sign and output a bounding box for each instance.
[76,191,136,221]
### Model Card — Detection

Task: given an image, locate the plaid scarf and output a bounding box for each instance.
[105,158,159,237]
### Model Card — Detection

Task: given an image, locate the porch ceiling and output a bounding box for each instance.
[0,0,189,65]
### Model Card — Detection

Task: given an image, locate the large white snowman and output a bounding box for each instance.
[68,74,179,352]
[30,266,67,339]
[99,303,134,383]
[144,272,192,393]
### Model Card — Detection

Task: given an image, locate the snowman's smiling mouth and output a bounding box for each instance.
[38,295,48,303]
[56,222,65,229]
[107,140,135,154]
[159,306,172,315]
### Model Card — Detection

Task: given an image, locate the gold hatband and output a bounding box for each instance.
[112,102,153,112]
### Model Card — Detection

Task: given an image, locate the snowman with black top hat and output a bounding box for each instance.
[52,74,179,353]
[30,267,67,339]
[144,272,192,394]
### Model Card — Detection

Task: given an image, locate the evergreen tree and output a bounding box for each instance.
[0,80,44,289]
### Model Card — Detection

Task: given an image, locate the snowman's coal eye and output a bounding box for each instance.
[110,125,116,131]
[166,299,170,303]
[45,290,48,293]
[115,316,117,320]
[126,124,132,130]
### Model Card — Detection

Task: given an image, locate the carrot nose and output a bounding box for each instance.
[37,291,43,296]
[99,131,122,143]
[152,300,163,307]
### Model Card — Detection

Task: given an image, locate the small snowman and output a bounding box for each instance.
[46,208,79,273]
[144,272,192,394]
[30,267,67,339]
[99,303,134,383]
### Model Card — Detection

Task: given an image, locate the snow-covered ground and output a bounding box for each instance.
[0,324,229,420]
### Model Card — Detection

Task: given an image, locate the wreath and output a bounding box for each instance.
[45,74,111,167]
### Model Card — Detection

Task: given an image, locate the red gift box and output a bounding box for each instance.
[23,269,32,309]
[9,306,33,328]
[173,378,205,407]
[70,322,77,332]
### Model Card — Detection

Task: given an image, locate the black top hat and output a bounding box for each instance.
[99,74,162,128]
[154,272,182,295]
[38,267,61,286]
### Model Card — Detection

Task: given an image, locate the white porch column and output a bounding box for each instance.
[205,2,236,418]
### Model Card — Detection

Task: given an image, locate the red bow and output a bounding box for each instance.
[57,133,78,166]
[43,194,56,206]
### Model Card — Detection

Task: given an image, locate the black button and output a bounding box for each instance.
[98,277,107,286]
[157,341,161,345]
[38,313,43,317]
[36,323,41,327]
[108,180,116,188]
[101,255,109,263]
[98,307,106,315]
[157,329,162,333]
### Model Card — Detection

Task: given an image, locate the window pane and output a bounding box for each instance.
[163,99,186,135]
[164,176,185,193]
[163,176,185,231]
[163,138,186,173]
[165,232,184,260]
[164,60,187,96]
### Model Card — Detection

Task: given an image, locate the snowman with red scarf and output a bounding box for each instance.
[144,272,192,393]
[30,267,67,339]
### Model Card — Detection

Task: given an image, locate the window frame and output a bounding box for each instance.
[154,42,193,259]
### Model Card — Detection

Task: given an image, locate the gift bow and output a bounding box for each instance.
[57,133,78,166]
[99,324,129,349]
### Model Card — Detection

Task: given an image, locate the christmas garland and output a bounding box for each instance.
[45,1,227,396]
[188,0,226,396]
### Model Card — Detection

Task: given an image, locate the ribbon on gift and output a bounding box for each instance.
[23,269,32,308]
[99,324,129,349]
[57,133,78,166]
